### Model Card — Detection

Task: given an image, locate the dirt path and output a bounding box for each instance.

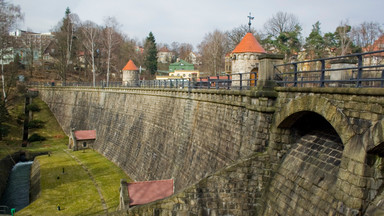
[63,149,108,214]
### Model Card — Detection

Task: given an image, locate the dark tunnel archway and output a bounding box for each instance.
[278,111,342,143]
[264,111,344,215]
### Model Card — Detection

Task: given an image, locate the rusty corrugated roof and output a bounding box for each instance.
[123,59,139,71]
[232,32,266,54]
[128,179,174,206]
[74,130,96,140]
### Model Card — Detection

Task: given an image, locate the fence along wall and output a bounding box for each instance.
[39,87,274,191]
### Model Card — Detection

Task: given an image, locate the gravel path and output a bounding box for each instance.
[64,149,108,214]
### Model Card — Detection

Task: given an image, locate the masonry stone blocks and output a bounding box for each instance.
[39,86,384,215]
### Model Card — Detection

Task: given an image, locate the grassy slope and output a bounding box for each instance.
[1,97,132,215]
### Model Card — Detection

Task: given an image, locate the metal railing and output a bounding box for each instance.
[0,205,10,214]
[29,50,384,90]
[274,50,384,88]
[29,72,259,91]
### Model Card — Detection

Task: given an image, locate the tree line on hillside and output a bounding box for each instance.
[1,1,384,105]
[198,12,383,76]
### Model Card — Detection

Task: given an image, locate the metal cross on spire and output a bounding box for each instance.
[247,12,254,32]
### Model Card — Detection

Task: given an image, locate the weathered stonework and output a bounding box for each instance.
[39,87,275,192]
[37,86,384,215]
[109,153,272,216]
[30,158,41,202]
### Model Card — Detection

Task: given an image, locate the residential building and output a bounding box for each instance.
[157,46,174,63]
[169,59,194,72]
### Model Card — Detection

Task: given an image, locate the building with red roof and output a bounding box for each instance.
[232,33,266,54]
[122,59,140,86]
[68,129,96,151]
[227,32,266,87]
[118,179,174,209]
[363,35,384,66]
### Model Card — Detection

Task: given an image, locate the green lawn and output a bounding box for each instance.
[0,97,132,215]
[18,149,131,215]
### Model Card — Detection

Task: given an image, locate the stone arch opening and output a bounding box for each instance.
[264,111,344,215]
[279,111,341,141]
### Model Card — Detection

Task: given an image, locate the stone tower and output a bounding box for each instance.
[122,59,139,86]
[230,33,266,88]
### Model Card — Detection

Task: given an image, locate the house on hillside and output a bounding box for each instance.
[363,35,384,66]
[169,59,194,72]
[11,29,54,66]
[157,46,174,63]
[68,129,96,151]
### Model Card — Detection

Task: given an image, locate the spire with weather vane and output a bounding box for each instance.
[247,12,254,33]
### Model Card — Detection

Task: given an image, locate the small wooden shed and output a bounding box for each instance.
[68,129,96,151]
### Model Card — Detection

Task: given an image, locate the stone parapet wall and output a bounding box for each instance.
[38,87,275,192]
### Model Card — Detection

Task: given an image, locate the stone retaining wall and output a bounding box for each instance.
[38,87,275,192]
[110,153,272,216]
[29,158,40,202]
[37,86,384,215]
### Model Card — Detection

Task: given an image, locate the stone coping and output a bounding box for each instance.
[275,87,384,96]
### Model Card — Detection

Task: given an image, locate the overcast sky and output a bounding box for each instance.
[11,0,384,49]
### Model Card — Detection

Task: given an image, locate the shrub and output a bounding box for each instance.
[17,113,25,125]
[28,133,46,142]
[28,120,45,129]
[27,103,41,112]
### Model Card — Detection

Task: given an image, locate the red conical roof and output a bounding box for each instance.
[232,33,266,54]
[123,59,139,71]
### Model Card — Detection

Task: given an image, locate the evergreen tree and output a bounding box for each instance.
[323,32,338,54]
[144,32,157,77]
[305,21,325,59]
[264,24,302,61]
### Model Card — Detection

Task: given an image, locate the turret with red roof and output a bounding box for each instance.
[122,59,139,86]
[229,32,266,88]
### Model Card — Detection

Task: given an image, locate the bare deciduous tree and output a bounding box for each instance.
[264,11,301,38]
[52,8,79,85]
[226,24,262,51]
[351,21,383,51]
[335,20,352,55]
[80,20,100,86]
[18,29,38,77]
[0,0,23,104]
[178,43,193,62]
[102,16,121,86]
[198,30,229,76]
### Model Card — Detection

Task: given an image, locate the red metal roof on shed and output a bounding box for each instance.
[128,179,174,206]
[74,130,96,140]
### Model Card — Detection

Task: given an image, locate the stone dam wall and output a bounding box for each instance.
[39,87,274,192]
[38,87,384,215]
